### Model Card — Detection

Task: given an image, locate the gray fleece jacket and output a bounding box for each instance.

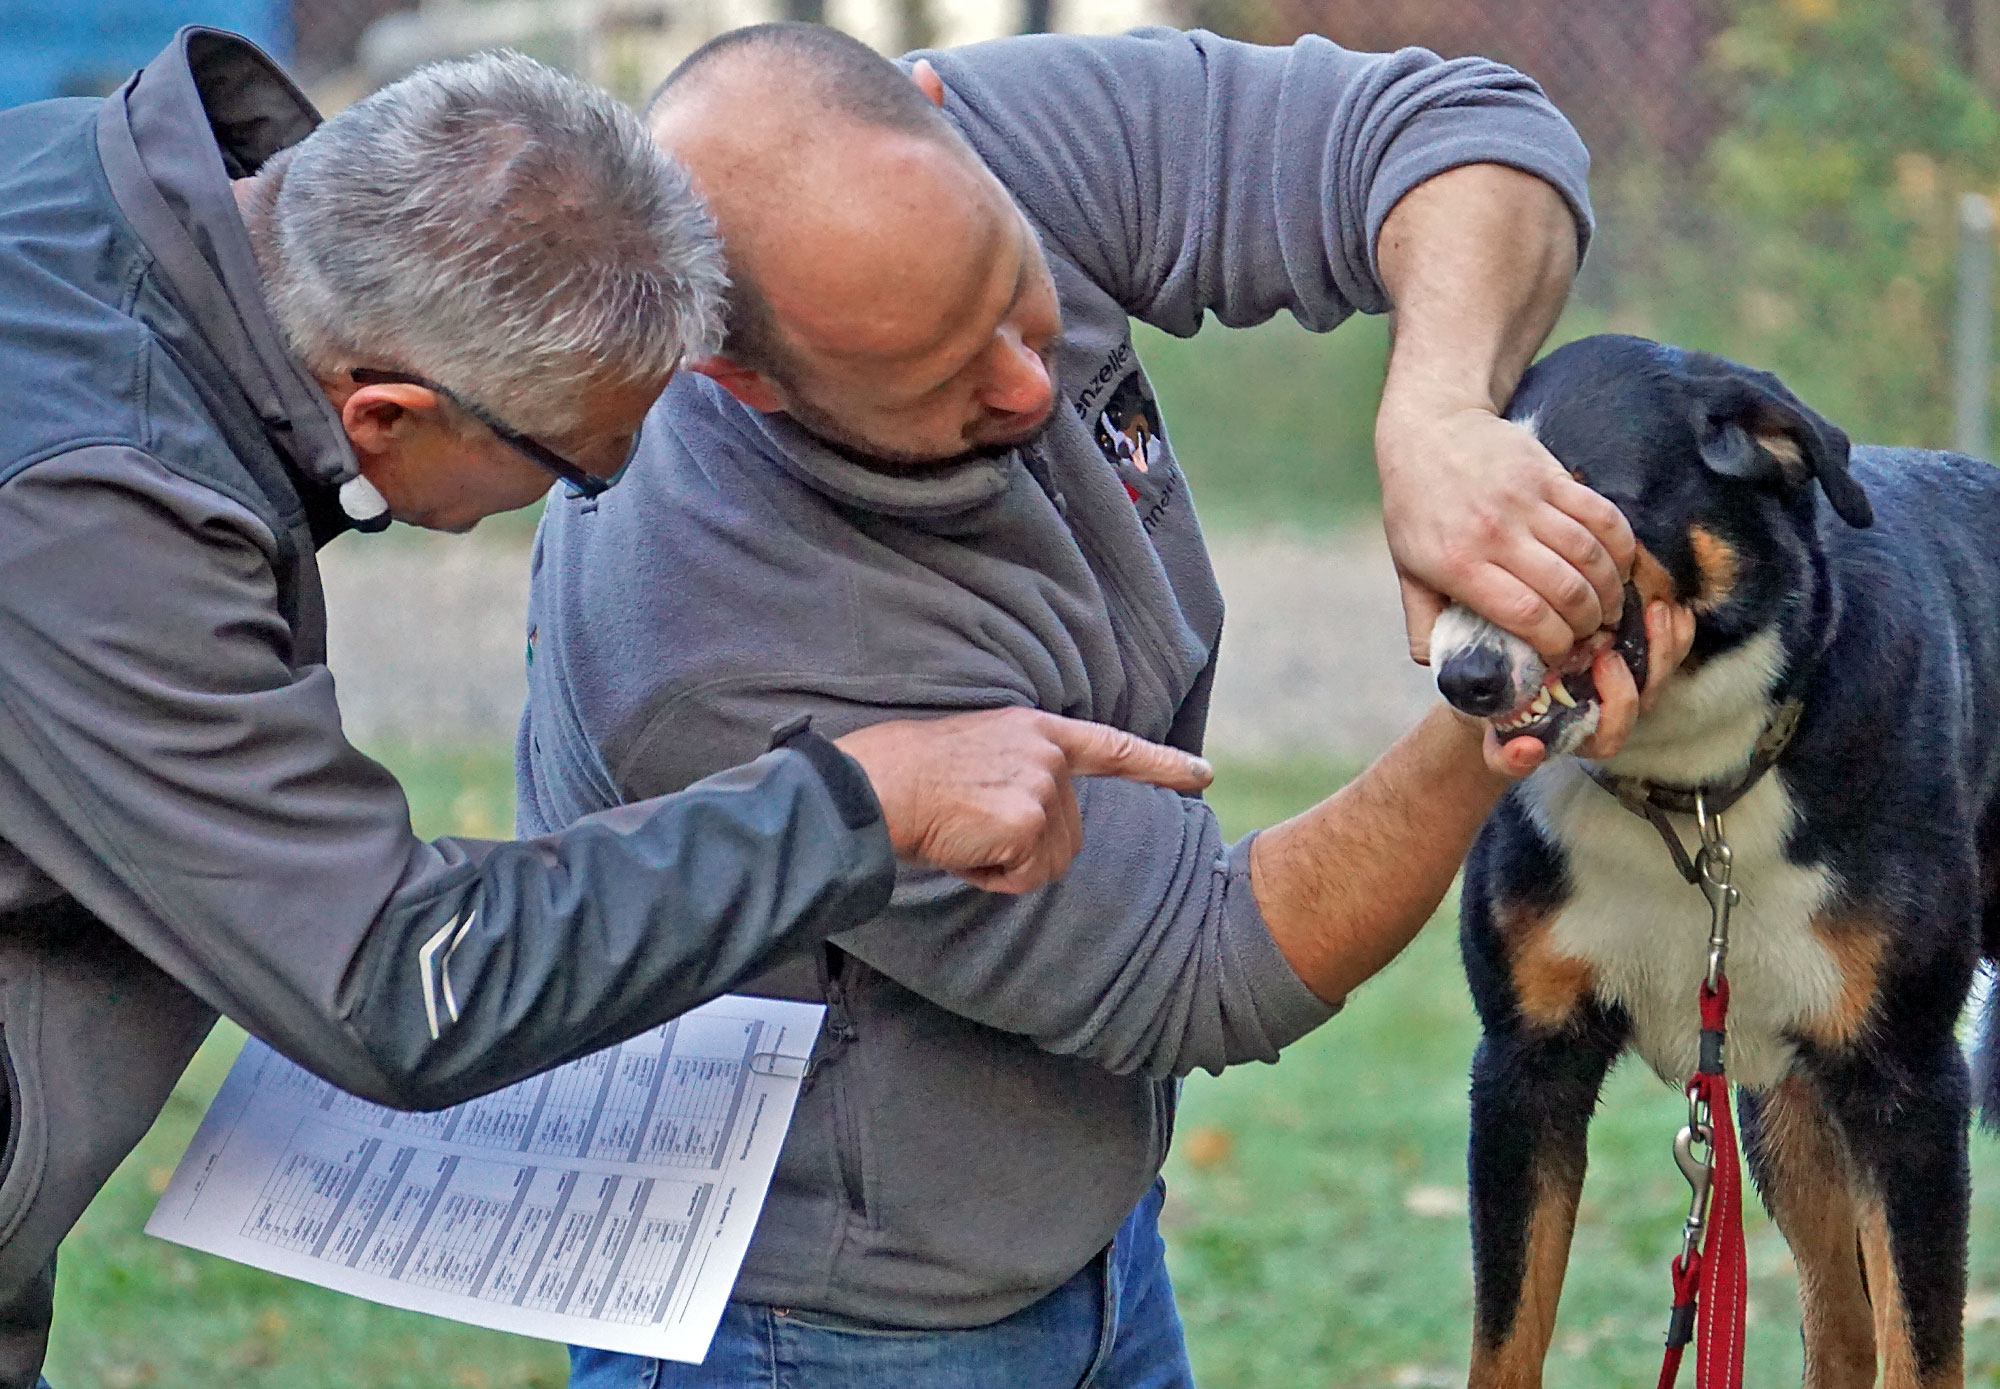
[518,27,1592,1327]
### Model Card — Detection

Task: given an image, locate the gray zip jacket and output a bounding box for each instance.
[520,28,1592,1328]
[0,30,896,1386]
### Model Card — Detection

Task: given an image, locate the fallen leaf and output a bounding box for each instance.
[1402,1184,1466,1218]
[1182,1125,1233,1170]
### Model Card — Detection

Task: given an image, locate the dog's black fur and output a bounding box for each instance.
[1442,335,2000,1388]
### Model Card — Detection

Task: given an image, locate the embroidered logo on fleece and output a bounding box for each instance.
[1093,371,1167,503]
[1075,343,1168,502]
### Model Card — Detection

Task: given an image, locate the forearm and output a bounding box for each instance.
[335,748,893,1108]
[1249,705,1510,1002]
[1376,163,1578,420]
[1370,165,1627,661]
[836,774,1338,1080]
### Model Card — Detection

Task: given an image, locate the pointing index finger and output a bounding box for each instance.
[1036,715,1214,791]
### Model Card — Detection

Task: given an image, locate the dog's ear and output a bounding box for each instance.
[1687,369,1873,528]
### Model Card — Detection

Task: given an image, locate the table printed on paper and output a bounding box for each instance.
[147,995,825,1362]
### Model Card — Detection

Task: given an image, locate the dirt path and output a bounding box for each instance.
[320,524,1438,764]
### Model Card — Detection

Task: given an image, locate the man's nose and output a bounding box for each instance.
[979,334,1053,419]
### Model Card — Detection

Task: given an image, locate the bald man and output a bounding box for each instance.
[519,22,1683,1389]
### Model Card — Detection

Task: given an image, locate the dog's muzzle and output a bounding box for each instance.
[1432,582,1649,755]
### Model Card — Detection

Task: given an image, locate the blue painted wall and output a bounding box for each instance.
[0,1,291,109]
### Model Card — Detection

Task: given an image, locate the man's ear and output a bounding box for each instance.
[339,381,439,459]
[690,356,788,414]
[1687,366,1873,529]
[911,59,945,107]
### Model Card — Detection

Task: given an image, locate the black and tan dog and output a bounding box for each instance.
[1430,334,2000,1388]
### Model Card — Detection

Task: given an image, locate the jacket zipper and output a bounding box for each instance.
[810,946,870,1222]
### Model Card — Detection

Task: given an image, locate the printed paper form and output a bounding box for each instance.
[147,995,824,1363]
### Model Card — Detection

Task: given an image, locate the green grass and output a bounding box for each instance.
[1170,774,2000,1387]
[46,744,2000,1386]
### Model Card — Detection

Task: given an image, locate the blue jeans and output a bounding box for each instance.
[569,1181,1193,1389]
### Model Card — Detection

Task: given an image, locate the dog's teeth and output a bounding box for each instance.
[1550,682,1577,709]
[1530,689,1551,715]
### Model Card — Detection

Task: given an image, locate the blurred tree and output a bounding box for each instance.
[1624,0,2000,449]
[1927,0,2000,93]
[1180,0,2000,452]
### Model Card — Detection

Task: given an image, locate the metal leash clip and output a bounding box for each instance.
[1671,785,1737,1254]
[1673,1097,1713,1262]
[1693,789,1739,992]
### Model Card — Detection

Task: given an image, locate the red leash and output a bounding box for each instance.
[1691,983,1747,1388]
[1656,795,1748,1389]
[1655,980,1747,1388]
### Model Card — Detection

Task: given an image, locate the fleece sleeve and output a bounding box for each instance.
[912,26,1593,334]
[0,448,895,1110]
[584,673,1341,1082]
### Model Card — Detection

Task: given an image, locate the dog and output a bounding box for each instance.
[1430,333,2000,1388]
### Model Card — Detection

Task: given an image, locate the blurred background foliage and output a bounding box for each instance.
[1168,0,2000,494]
[1617,0,2000,451]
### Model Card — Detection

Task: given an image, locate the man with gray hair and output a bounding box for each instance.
[0,26,1209,1386]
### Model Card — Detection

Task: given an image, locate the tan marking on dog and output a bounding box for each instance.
[1688,524,1739,613]
[1497,906,1594,1030]
[1859,1194,1962,1388]
[1631,543,1675,607]
[1797,915,1884,1049]
[1757,1075,1875,1389]
[1756,430,1806,471]
[1468,1168,1582,1389]
[1514,939,1594,1031]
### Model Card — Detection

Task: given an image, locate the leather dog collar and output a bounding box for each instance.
[1582,698,1805,884]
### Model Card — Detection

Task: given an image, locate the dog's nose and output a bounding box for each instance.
[1438,647,1518,717]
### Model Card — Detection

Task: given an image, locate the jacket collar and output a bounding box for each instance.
[731,389,1019,521]
[95,28,357,503]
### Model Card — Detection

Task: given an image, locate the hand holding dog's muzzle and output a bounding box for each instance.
[1377,405,1637,665]
[1439,594,1695,778]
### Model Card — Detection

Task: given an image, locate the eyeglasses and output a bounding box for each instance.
[349,368,636,500]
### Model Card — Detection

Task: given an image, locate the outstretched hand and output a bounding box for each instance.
[835,708,1213,893]
[1378,403,1635,664]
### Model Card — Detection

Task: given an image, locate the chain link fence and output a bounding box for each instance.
[1198,0,1727,168]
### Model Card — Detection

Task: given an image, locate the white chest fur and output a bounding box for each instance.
[1516,632,1844,1091]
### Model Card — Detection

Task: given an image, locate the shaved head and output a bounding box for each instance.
[648,22,1063,467]
[649,23,985,375]
[649,22,956,145]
